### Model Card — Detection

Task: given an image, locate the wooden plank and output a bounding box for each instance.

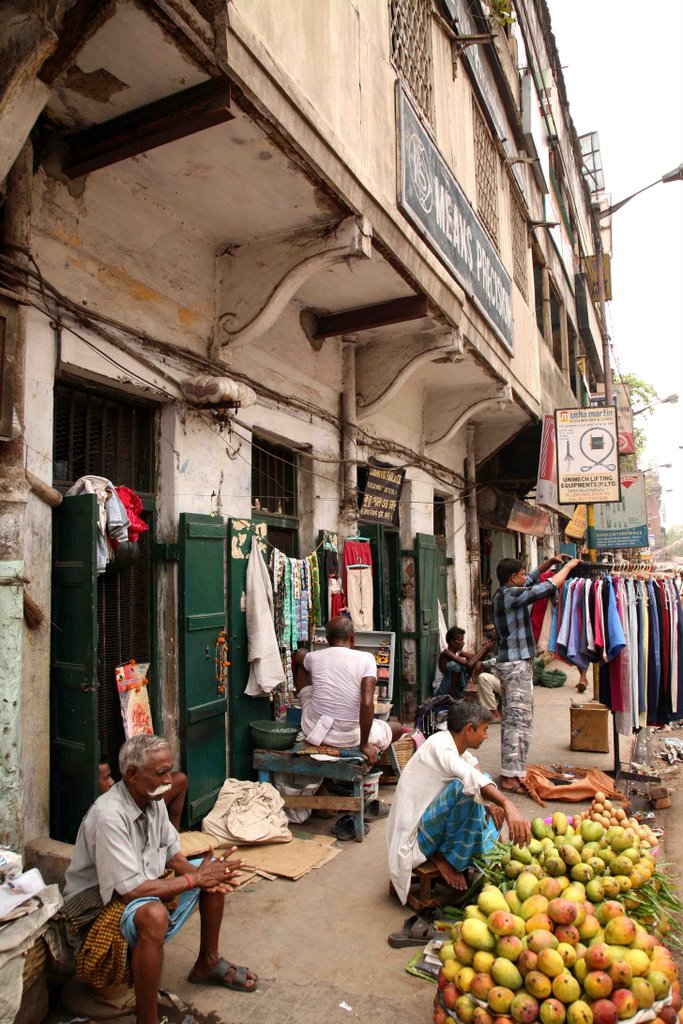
[282,795,361,811]
[64,77,233,178]
[310,294,429,339]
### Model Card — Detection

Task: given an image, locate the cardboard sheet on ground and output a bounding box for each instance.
[214,833,341,880]
[178,829,339,882]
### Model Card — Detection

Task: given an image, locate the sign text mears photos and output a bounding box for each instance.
[396,85,514,353]
[554,407,621,505]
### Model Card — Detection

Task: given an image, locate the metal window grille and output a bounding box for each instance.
[433,495,447,537]
[390,0,434,121]
[52,381,156,773]
[472,100,499,246]
[251,436,298,519]
[510,191,529,300]
[53,383,155,493]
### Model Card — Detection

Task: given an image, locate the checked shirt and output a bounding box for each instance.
[493,567,557,663]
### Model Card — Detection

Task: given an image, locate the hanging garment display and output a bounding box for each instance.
[345,566,373,630]
[267,546,323,714]
[66,475,131,573]
[549,566,683,734]
[342,538,374,630]
[245,536,285,697]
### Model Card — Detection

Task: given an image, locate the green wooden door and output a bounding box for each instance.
[50,494,99,843]
[179,513,228,825]
[227,519,270,780]
[416,532,441,703]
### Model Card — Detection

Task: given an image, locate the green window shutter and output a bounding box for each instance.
[415,533,441,702]
[50,494,99,843]
[227,519,270,781]
[179,513,228,825]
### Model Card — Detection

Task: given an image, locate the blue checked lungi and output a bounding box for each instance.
[416,779,498,870]
[119,857,202,947]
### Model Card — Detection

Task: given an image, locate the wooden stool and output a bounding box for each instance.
[407,860,455,911]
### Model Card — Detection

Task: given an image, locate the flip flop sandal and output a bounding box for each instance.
[332,814,369,841]
[364,799,391,820]
[187,957,257,993]
[387,913,436,948]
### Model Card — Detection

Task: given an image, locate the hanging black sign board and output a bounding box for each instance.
[359,466,405,525]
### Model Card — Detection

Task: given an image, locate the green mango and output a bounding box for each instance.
[531,817,549,840]
[511,844,532,865]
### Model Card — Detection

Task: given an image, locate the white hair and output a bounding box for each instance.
[119,734,171,776]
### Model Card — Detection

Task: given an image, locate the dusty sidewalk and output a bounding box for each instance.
[45,670,679,1024]
[153,668,639,1024]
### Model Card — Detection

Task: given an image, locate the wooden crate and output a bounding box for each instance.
[570,704,610,753]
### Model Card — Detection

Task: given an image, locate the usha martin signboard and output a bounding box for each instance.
[396,85,513,352]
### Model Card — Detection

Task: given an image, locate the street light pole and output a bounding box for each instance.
[587,164,683,551]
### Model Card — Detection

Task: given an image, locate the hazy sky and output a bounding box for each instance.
[544,1,683,528]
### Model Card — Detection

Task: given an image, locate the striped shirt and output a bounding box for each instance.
[493,568,557,662]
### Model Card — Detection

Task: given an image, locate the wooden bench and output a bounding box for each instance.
[253,749,368,842]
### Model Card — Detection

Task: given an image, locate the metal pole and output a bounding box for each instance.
[466,424,482,641]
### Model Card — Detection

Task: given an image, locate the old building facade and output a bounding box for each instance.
[0,0,604,850]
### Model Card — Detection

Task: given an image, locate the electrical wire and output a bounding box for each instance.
[1,250,470,498]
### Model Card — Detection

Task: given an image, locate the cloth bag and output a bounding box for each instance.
[522,765,627,808]
[202,779,292,845]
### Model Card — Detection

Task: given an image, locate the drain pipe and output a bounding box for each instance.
[340,336,358,535]
[465,424,482,640]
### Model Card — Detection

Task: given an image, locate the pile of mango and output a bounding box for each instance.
[571,795,658,850]
[433,876,681,1024]
[501,813,656,895]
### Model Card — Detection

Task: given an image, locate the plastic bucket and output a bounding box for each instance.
[363,771,382,802]
[286,706,302,728]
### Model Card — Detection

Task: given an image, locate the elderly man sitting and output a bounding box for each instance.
[62,734,257,1024]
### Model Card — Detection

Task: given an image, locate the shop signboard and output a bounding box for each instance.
[594,472,648,549]
[359,466,405,525]
[554,406,620,504]
[396,85,513,352]
[590,383,634,455]
[536,413,559,508]
[507,499,549,538]
[565,504,587,541]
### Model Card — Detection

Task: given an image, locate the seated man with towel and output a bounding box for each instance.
[295,615,404,764]
[63,734,257,1024]
[386,701,530,905]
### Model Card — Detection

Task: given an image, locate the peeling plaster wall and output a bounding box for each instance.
[21,308,56,843]
[33,166,216,354]
[0,562,24,849]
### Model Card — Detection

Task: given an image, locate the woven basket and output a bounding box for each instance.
[380,733,416,770]
[23,937,46,987]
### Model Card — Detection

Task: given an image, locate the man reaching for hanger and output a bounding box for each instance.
[294,616,404,764]
[493,554,580,793]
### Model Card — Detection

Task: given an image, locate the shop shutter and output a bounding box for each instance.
[415,532,441,702]
[179,513,228,825]
[50,494,99,843]
[226,519,270,780]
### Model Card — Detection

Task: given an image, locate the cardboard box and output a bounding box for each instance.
[569,703,610,753]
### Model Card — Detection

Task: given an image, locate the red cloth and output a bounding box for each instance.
[116,486,149,542]
[342,540,372,594]
[531,569,555,643]
[330,591,346,618]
